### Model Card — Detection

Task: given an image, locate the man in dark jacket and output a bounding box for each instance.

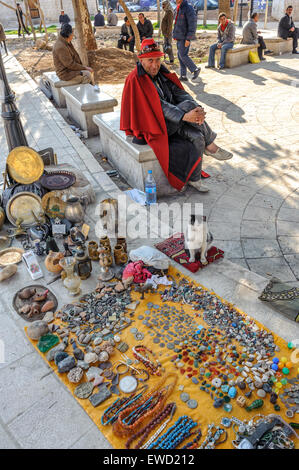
[278,5,299,54]
[59,10,71,25]
[16,3,30,37]
[94,9,105,27]
[173,0,200,82]
[162,0,174,63]
[120,39,233,193]
[118,17,135,52]
[137,13,153,41]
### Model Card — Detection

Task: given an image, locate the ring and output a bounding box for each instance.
[116,363,129,375]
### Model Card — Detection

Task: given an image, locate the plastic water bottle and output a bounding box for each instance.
[145,170,157,205]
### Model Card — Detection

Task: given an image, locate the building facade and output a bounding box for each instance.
[0,0,99,28]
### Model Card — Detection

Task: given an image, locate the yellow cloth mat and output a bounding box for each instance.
[25,266,299,449]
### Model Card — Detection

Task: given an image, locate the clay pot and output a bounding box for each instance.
[88,241,99,261]
[99,236,111,253]
[117,237,127,252]
[44,251,64,273]
[114,244,128,265]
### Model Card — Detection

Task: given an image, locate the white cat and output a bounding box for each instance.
[184,214,213,265]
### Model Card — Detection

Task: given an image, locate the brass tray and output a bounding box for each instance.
[41,191,66,219]
[6,192,43,227]
[6,146,44,184]
[0,247,24,266]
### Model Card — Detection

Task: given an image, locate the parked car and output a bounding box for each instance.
[193,0,218,13]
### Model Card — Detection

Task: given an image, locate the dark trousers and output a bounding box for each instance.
[117,37,134,53]
[176,39,197,76]
[0,41,7,55]
[287,28,299,51]
[258,35,267,59]
[18,19,29,36]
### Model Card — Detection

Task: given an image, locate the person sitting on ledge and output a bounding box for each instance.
[206,12,235,70]
[94,9,105,28]
[120,38,233,193]
[242,12,272,61]
[278,5,299,54]
[53,23,94,84]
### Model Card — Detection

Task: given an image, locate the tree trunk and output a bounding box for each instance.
[118,0,141,52]
[203,0,208,26]
[218,0,231,19]
[31,0,48,42]
[157,0,161,37]
[72,0,89,65]
[72,0,97,52]
[233,0,238,23]
[24,0,37,42]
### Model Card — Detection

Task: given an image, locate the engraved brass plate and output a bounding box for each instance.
[6,146,44,184]
[6,192,42,227]
[0,247,24,266]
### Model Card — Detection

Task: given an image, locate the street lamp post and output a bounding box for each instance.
[239,2,245,27]
[0,49,28,152]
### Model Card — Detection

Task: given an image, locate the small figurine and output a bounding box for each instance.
[98,248,114,281]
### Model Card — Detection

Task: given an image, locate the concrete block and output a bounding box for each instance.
[42,72,82,108]
[93,112,178,196]
[215,44,259,68]
[264,38,293,55]
[62,85,117,137]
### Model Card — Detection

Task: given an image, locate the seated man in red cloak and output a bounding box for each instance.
[120,38,233,193]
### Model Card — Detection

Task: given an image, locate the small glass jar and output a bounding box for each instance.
[59,257,81,296]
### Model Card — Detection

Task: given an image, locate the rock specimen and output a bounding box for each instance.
[84,352,98,364]
[57,356,76,373]
[67,367,83,383]
[0,264,17,282]
[27,320,49,340]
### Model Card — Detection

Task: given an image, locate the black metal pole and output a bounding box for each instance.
[239,2,244,27]
[0,49,28,152]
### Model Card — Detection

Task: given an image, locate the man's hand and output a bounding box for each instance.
[185,40,190,47]
[128,36,133,42]
[182,107,206,125]
[217,43,222,49]
[290,27,295,32]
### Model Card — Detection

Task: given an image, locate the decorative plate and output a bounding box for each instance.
[13,284,58,323]
[6,192,43,227]
[41,191,66,219]
[0,247,24,266]
[6,146,44,184]
[40,171,76,190]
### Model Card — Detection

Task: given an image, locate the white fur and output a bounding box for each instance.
[184,216,212,265]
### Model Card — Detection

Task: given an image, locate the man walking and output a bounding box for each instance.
[16,3,30,37]
[162,0,174,64]
[242,12,272,60]
[137,13,153,41]
[206,12,235,70]
[173,0,200,82]
[278,5,299,54]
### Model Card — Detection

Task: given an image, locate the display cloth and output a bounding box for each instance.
[25,266,299,449]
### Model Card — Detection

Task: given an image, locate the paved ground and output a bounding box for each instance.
[0,49,299,449]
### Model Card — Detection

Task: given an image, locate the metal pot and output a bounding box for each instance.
[64,196,86,224]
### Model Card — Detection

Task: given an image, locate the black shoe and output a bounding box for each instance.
[264,50,273,55]
[192,68,200,80]
[179,76,188,82]
[205,65,215,69]
[292,50,299,54]
[260,57,266,61]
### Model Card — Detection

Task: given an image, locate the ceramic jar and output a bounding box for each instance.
[64,197,85,224]
[114,244,128,265]
[44,250,64,273]
[116,237,127,252]
[99,236,111,253]
[88,241,99,261]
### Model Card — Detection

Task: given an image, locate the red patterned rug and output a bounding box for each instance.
[155,233,224,273]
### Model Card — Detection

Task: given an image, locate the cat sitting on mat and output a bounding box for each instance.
[184,214,213,265]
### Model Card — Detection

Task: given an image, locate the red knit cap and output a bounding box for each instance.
[138,38,164,58]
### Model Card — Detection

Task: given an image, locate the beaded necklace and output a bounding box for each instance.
[148,416,198,449]
[132,345,162,376]
[113,373,177,438]
[125,402,176,449]
[180,429,202,449]
[101,385,148,426]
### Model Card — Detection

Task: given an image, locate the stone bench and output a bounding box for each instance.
[93,112,178,196]
[215,43,259,68]
[264,37,293,55]
[61,85,118,137]
[42,71,83,108]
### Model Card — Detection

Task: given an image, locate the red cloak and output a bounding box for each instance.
[120,66,202,191]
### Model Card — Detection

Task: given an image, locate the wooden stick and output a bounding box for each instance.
[15,1,25,38]
[203,0,208,26]
[24,0,37,42]
[30,0,48,42]
[0,0,28,17]
[264,0,269,29]
[233,0,238,24]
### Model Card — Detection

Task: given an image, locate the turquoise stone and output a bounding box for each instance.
[221,385,229,393]
[223,403,233,412]
[37,334,59,353]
